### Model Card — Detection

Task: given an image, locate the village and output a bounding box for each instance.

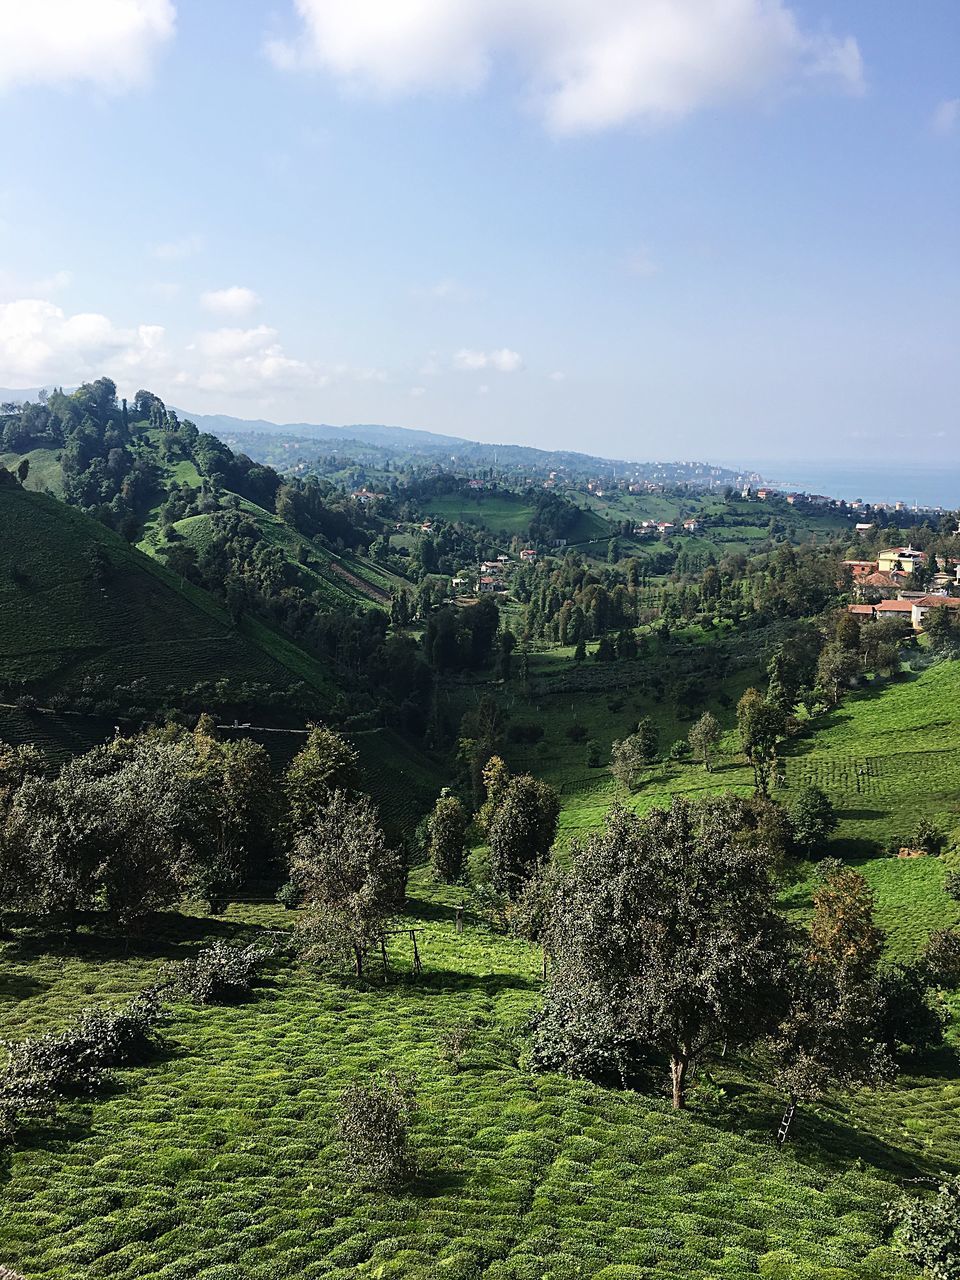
[844,545,960,630]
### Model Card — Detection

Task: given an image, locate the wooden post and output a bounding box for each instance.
[455,905,464,935]
[380,936,389,979]
[410,929,422,976]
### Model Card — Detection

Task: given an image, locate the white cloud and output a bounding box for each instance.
[0,0,175,95]
[268,0,863,133]
[0,268,72,300]
[0,298,167,384]
[548,370,566,382]
[151,233,203,262]
[200,285,261,317]
[932,97,960,136]
[412,277,475,302]
[454,347,523,372]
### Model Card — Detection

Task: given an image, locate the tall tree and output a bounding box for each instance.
[427,790,468,883]
[284,724,360,832]
[737,689,785,795]
[688,711,722,772]
[534,798,791,1108]
[291,790,405,977]
[489,775,560,898]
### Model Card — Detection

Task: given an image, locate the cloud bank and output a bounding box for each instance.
[0,0,176,94]
[268,0,863,133]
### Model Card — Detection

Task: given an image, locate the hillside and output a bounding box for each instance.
[0,482,335,721]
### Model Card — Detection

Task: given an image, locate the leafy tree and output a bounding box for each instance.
[736,688,785,796]
[573,636,586,663]
[816,642,860,707]
[770,862,893,1139]
[594,635,616,662]
[476,755,510,835]
[914,818,946,856]
[534,798,791,1108]
[609,735,650,791]
[688,711,721,772]
[789,784,838,854]
[284,724,360,832]
[427,790,467,883]
[488,775,560,898]
[16,458,29,486]
[893,1174,960,1280]
[291,790,404,976]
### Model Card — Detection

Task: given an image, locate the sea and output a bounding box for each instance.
[722,461,960,512]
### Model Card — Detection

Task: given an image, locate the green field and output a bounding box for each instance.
[0,485,335,715]
[2,849,956,1280]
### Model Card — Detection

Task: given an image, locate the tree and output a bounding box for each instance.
[769,862,893,1141]
[488,775,560,898]
[816,642,860,708]
[190,719,279,910]
[428,791,467,883]
[16,458,29,486]
[284,724,359,832]
[736,689,785,795]
[476,755,510,835]
[573,637,586,663]
[533,798,791,1107]
[789,785,838,854]
[893,1175,960,1280]
[688,711,721,772]
[594,635,616,662]
[609,736,647,791]
[291,790,405,976]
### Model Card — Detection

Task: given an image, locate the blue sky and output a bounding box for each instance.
[0,0,956,463]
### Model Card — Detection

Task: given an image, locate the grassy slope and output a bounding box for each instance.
[1,861,952,1280]
[0,484,335,709]
[4,662,960,1277]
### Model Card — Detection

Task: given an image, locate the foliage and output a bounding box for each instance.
[687,711,721,771]
[291,790,405,976]
[284,724,360,833]
[893,1175,960,1280]
[336,1071,417,1186]
[488,775,560,899]
[534,797,792,1108]
[164,942,274,1005]
[427,790,468,883]
[789,784,838,854]
[737,688,786,796]
[914,818,947,856]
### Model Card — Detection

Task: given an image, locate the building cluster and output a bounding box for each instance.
[470,549,537,595]
[845,546,960,630]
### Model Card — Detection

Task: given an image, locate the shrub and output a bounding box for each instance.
[336,1071,417,1186]
[566,724,588,743]
[914,818,947,856]
[276,880,301,910]
[892,1174,960,1279]
[924,929,960,988]
[0,990,163,1137]
[506,723,544,745]
[438,1023,475,1072]
[668,739,689,761]
[165,942,274,1005]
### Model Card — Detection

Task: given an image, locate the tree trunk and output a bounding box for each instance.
[670,1054,689,1109]
[353,945,363,977]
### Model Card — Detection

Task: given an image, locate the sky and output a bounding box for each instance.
[0,0,956,465]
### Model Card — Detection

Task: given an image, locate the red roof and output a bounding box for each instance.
[914,596,960,609]
[847,605,876,615]
[875,599,914,613]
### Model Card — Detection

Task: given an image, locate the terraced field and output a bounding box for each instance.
[1,857,956,1280]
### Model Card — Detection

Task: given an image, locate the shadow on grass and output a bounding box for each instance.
[717,1080,957,1183]
[0,971,48,1003]
[4,911,277,965]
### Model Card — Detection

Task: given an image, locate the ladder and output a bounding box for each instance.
[775,1097,797,1148]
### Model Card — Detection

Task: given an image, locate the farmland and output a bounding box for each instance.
[1,836,956,1280]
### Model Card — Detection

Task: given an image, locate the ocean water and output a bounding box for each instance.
[724,461,960,511]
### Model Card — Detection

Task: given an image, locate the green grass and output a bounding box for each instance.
[422,492,538,536]
[0,448,65,498]
[0,485,330,716]
[2,859,953,1280]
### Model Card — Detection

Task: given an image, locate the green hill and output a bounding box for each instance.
[0,481,336,720]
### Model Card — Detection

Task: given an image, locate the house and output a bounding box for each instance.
[496,554,509,564]
[519,549,537,562]
[909,596,960,629]
[351,488,384,504]
[756,488,776,500]
[844,560,875,581]
[420,521,434,532]
[452,576,467,589]
[855,522,875,534]
[682,518,701,532]
[656,521,674,534]
[877,546,924,574]
[480,560,503,575]
[476,576,502,594]
[854,570,909,599]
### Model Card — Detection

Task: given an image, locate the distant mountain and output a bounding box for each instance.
[180,411,471,454]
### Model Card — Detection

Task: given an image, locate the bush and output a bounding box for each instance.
[924,929,960,988]
[276,880,301,910]
[437,1023,475,1072]
[914,818,947,856]
[506,723,544,745]
[165,942,273,1005]
[892,1174,960,1279]
[668,739,689,761]
[566,724,588,743]
[0,990,163,1138]
[336,1071,417,1186]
